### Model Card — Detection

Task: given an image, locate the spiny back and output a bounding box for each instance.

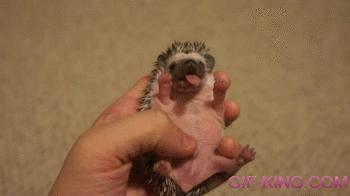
[155,41,210,69]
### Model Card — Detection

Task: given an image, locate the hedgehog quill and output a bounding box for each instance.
[136,41,255,195]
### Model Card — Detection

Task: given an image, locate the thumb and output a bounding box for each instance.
[78,110,197,165]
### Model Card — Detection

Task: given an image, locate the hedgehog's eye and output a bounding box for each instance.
[169,63,176,71]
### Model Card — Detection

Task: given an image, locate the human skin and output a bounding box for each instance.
[49,71,241,196]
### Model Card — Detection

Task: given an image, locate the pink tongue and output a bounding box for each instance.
[185,74,201,86]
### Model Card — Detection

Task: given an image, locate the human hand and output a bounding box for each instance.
[49,72,241,196]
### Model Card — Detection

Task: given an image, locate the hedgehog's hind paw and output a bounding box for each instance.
[237,145,256,166]
[153,160,172,176]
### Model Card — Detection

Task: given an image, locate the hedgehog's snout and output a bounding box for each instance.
[184,60,204,77]
[170,59,205,80]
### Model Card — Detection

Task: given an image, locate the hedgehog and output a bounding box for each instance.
[137,41,255,195]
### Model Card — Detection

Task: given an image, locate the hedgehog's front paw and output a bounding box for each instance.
[212,72,230,112]
[157,72,172,104]
[160,71,172,83]
[153,160,172,176]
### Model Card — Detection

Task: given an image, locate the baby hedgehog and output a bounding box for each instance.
[137,41,255,196]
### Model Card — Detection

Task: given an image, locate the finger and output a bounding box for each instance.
[81,110,197,166]
[217,136,242,159]
[224,101,240,127]
[120,75,150,102]
[105,75,149,114]
[93,76,149,127]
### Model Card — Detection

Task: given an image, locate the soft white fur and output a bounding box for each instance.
[167,52,206,65]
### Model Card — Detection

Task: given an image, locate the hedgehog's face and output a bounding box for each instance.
[163,52,215,93]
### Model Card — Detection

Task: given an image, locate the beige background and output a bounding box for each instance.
[1,1,349,195]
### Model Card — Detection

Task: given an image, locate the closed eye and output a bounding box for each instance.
[169,63,176,71]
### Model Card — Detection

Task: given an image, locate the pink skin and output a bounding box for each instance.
[154,71,255,192]
[158,72,172,104]
[49,73,247,196]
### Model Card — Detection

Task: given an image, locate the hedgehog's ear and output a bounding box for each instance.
[204,54,215,71]
[156,53,167,68]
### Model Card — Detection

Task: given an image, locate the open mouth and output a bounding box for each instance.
[185,74,202,87]
[172,74,203,93]
[169,60,205,93]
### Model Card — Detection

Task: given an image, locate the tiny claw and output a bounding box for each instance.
[238,144,256,164]
[212,73,230,109]
[160,72,172,82]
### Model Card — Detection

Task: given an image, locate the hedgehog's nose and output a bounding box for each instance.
[185,60,196,72]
